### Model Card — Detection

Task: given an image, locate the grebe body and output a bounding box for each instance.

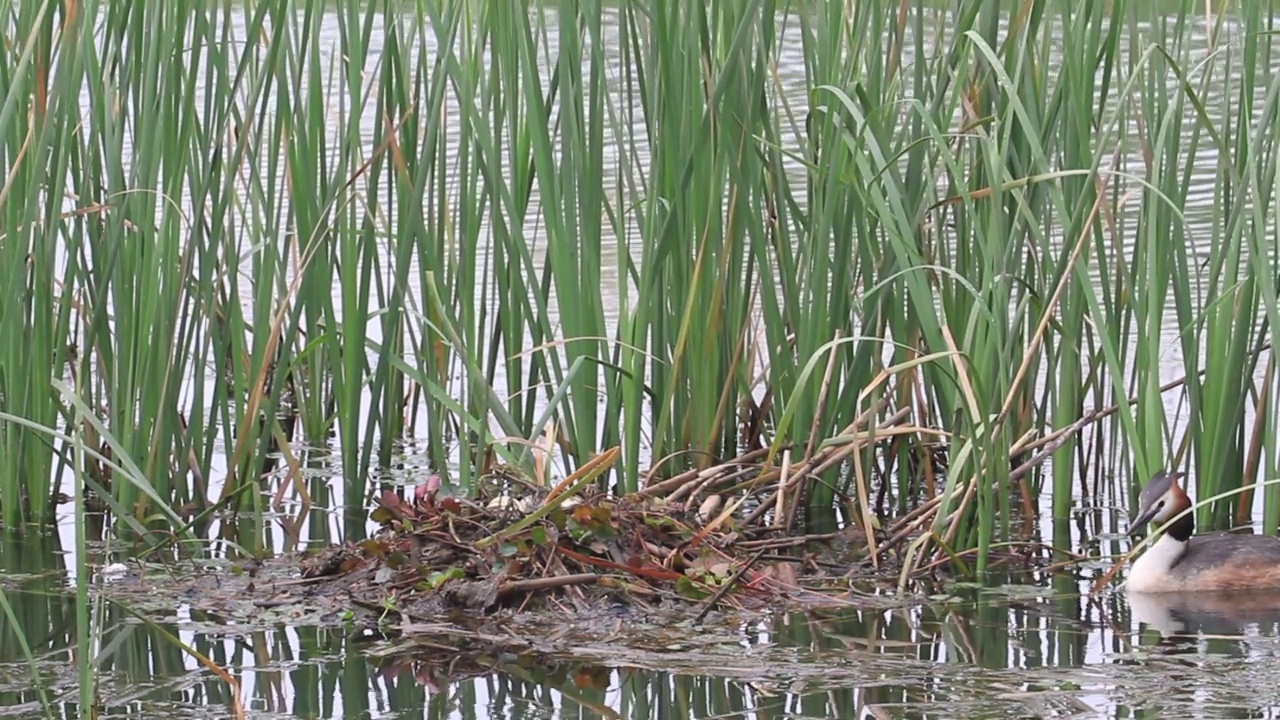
[1126,471,1280,593]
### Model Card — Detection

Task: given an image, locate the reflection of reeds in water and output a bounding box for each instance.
[6,538,1280,720]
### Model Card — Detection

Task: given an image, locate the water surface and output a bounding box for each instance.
[6,549,1280,719]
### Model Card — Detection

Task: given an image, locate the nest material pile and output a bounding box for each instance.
[297,409,1059,619]
[298,454,863,617]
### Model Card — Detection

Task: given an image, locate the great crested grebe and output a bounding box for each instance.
[1125,470,1280,593]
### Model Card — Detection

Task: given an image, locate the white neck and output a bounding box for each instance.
[1125,533,1189,593]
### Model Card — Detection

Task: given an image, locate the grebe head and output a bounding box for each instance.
[1126,470,1191,538]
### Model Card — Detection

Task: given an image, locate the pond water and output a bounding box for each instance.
[6,4,1280,720]
[5,540,1280,720]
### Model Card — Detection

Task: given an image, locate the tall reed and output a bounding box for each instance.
[0,1,1276,574]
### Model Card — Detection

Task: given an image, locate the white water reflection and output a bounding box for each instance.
[8,580,1276,719]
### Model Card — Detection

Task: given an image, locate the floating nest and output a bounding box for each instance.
[296,459,881,621]
[297,419,1057,624]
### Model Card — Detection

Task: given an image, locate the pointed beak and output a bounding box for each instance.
[1126,504,1160,538]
